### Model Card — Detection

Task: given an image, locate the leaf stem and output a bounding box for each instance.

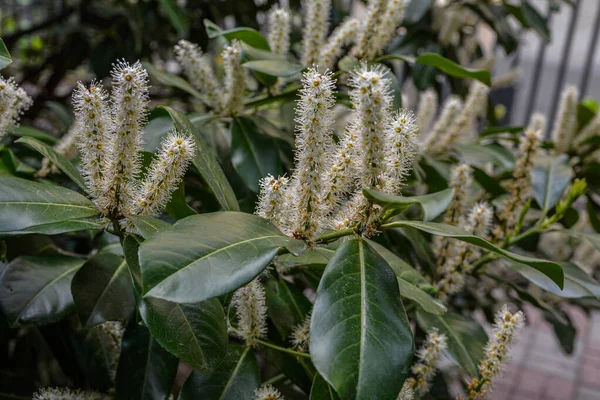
[264,373,287,386]
[316,228,355,244]
[257,339,311,359]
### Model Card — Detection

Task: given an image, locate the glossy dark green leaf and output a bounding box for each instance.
[310,373,340,400]
[472,167,506,196]
[507,261,600,299]
[243,60,304,78]
[204,20,270,51]
[587,198,600,233]
[367,240,445,315]
[416,309,488,377]
[231,117,280,192]
[144,114,216,153]
[127,215,172,239]
[363,188,454,221]
[165,182,196,220]
[385,220,564,289]
[140,295,227,374]
[11,125,59,144]
[264,277,312,339]
[116,322,178,400]
[0,255,84,327]
[139,212,306,303]
[144,62,203,100]
[544,310,576,354]
[0,38,11,69]
[178,345,259,400]
[454,143,515,171]
[415,53,491,86]
[531,155,573,212]
[310,238,414,400]
[158,0,188,37]
[522,1,550,42]
[16,137,87,192]
[0,177,99,236]
[71,252,135,327]
[160,106,239,211]
[403,0,432,24]
[577,99,598,131]
[123,234,144,292]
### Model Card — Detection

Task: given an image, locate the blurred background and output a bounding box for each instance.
[2,1,600,399]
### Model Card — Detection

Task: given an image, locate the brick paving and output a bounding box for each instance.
[487,305,600,400]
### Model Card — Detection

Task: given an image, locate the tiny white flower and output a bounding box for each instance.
[301,0,331,66]
[550,85,578,154]
[222,40,245,116]
[0,75,33,140]
[232,280,268,347]
[268,6,291,56]
[253,384,284,400]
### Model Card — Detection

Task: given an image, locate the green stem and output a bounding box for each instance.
[316,228,355,244]
[257,339,311,359]
[264,373,287,386]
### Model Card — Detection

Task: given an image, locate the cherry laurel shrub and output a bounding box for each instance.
[1,1,600,399]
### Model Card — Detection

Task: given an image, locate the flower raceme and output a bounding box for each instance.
[267,5,291,56]
[72,61,195,225]
[256,65,419,241]
[0,75,33,141]
[403,328,448,396]
[174,39,245,116]
[232,279,268,348]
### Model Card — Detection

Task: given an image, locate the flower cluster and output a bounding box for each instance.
[33,388,111,400]
[0,75,33,140]
[174,40,245,116]
[550,85,578,154]
[232,279,268,347]
[421,82,489,154]
[290,313,311,352]
[465,305,525,400]
[256,65,419,241]
[416,88,438,133]
[436,202,493,300]
[253,384,284,400]
[494,129,541,241]
[267,6,291,56]
[403,328,448,396]
[301,0,407,68]
[72,61,195,223]
[434,164,473,267]
[37,121,80,177]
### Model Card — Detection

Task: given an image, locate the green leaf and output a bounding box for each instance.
[158,0,188,37]
[264,276,312,339]
[127,215,172,239]
[403,0,432,24]
[144,114,217,153]
[310,238,414,400]
[139,212,305,303]
[531,155,573,212]
[384,220,565,289]
[165,182,196,220]
[0,255,84,327]
[160,106,239,211]
[559,230,600,252]
[0,38,11,69]
[416,309,488,377]
[178,345,260,400]
[71,252,135,328]
[143,62,203,100]
[204,20,270,51]
[367,240,446,315]
[116,322,179,400]
[577,99,598,131]
[231,117,281,192]
[140,295,227,375]
[363,188,454,221]
[310,373,340,400]
[522,1,551,42]
[16,137,87,192]
[11,125,59,144]
[507,261,600,299]
[243,60,304,78]
[0,177,99,237]
[415,53,491,86]
[454,143,515,172]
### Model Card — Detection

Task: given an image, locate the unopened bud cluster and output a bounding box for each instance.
[0,75,33,140]
[232,279,268,347]
[403,328,448,396]
[175,40,245,116]
[72,61,194,222]
[256,65,419,241]
[465,305,525,400]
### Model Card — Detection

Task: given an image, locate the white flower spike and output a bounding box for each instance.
[0,75,33,140]
[232,280,268,347]
[301,0,331,66]
[253,384,284,400]
[550,85,578,154]
[268,6,291,56]
[174,40,224,112]
[222,40,245,116]
[319,18,361,70]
